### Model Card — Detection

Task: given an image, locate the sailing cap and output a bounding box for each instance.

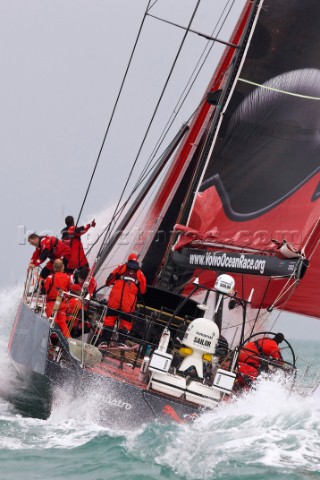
[273,332,284,344]
[128,253,138,262]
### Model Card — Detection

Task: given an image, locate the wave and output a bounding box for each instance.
[126,379,320,478]
[1,286,320,479]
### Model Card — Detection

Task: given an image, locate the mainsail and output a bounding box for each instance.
[95,1,258,279]
[177,0,320,319]
[96,0,320,320]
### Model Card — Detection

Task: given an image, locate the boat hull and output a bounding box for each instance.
[8,302,200,426]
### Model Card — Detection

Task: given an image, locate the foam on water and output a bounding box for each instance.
[125,378,320,478]
[0,286,114,449]
[0,285,26,398]
[1,286,320,479]
[0,284,22,336]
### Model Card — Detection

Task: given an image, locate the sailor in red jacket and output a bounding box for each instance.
[61,215,96,272]
[102,253,147,343]
[70,268,97,299]
[44,259,71,338]
[236,333,284,387]
[238,333,284,367]
[67,268,97,319]
[28,233,71,279]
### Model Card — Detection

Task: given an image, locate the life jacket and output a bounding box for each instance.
[65,225,90,269]
[61,226,71,245]
[43,236,58,261]
[31,236,71,266]
[106,264,146,313]
[238,338,282,367]
[44,272,71,301]
[119,268,139,285]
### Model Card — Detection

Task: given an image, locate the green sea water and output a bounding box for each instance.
[1,287,320,480]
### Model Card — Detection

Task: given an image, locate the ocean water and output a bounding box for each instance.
[1,287,320,480]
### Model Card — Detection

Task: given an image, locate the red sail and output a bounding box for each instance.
[134,1,256,283]
[181,0,320,319]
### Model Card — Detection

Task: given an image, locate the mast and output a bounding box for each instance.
[94,1,264,290]
[94,124,189,273]
[155,0,263,289]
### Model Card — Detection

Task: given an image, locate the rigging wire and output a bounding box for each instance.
[95,0,238,257]
[75,0,153,227]
[149,0,160,8]
[238,77,320,101]
[96,0,203,258]
[146,13,238,48]
[83,0,240,270]
[82,0,238,259]
[85,131,175,259]
[249,277,272,336]
[134,0,237,189]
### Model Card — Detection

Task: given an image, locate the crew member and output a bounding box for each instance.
[67,268,97,335]
[61,215,96,273]
[44,259,71,338]
[102,253,147,343]
[69,268,97,300]
[236,333,285,387]
[28,233,71,279]
[238,333,284,367]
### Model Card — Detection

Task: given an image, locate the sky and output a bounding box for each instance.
[0,0,244,286]
[1,0,320,341]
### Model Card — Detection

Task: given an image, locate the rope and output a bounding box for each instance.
[96,0,240,261]
[269,281,301,332]
[96,0,203,258]
[268,278,300,312]
[67,299,82,332]
[75,1,153,226]
[301,217,320,258]
[238,77,320,101]
[84,1,237,261]
[135,0,237,189]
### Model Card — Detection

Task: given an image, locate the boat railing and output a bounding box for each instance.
[86,305,233,379]
[20,271,233,374]
[86,304,166,358]
[79,298,201,369]
[23,267,46,315]
[135,302,186,327]
[20,268,171,366]
[237,346,295,372]
[291,359,320,397]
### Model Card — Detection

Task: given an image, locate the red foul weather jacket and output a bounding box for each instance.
[61,224,91,270]
[68,274,97,315]
[44,271,71,338]
[69,274,97,298]
[31,236,71,267]
[44,271,71,301]
[106,263,147,314]
[238,338,283,367]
